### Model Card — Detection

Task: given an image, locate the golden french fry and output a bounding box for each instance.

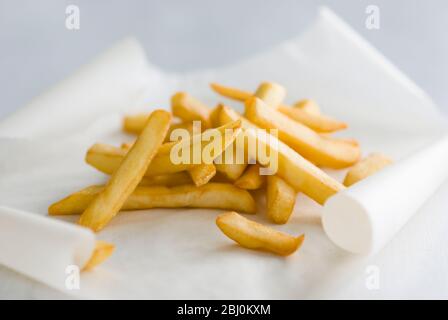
[188,163,217,187]
[123,115,197,140]
[122,143,209,187]
[210,83,249,102]
[214,162,247,181]
[49,183,256,215]
[88,142,189,176]
[234,164,265,190]
[122,113,149,134]
[83,240,115,270]
[210,83,346,133]
[245,97,360,169]
[266,175,296,224]
[79,110,171,231]
[293,99,321,115]
[344,153,393,187]
[214,141,248,180]
[209,105,223,128]
[171,92,211,128]
[50,185,101,215]
[254,82,286,109]
[216,211,304,256]
[121,141,133,150]
[139,172,192,187]
[277,104,347,133]
[218,105,344,204]
[145,119,241,164]
[165,122,196,142]
[86,120,241,178]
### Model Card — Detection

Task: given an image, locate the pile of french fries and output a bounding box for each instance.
[49,81,392,262]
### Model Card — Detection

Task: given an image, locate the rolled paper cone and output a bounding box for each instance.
[322,134,448,254]
[0,206,96,290]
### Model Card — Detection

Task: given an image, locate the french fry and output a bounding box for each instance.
[49,183,257,215]
[218,105,344,204]
[79,110,171,231]
[89,149,220,188]
[234,164,265,190]
[216,211,304,256]
[209,105,222,128]
[86,120,242,178]
[143,119,241,162]
[188,163,217,187]
[320,135,359,147]
[254,82,286,109]
[122,142,213,187]
[293,99,321,115]
[277,104,347,133]
[214,141,248,180]
[83,241,115,270]
[88,142,188,176]
[344,153,393,187]
[266,175,296,224]
[214,162,247,181]
[122,113,149,135]
[165,122,196,142]
[123,115,197,141]
[210,83,346,133]
[210,83,250,102]
[171,92,211,128]
[139,172,192,187]
[245,97,360,169]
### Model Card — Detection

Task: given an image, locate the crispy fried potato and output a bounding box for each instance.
[79,110,171,231]
[214,162,247,181]
[49,183,256,215]
[218,105,344,204]
[293,99,321,115]
[86,121,241,179]
[277,104,347,133]
[165,122,196,142]
[188,163,217,187]
[210,83,346,133]
[139,172,192,187]
[87,143,190,176]
[171,92,211,128]
[344,153,393,187]
[122,122,234,188]
[209,105,223,128]
[122,113,150,135]
[83,240,115,270]
[234,164,265,190]
[254,82,286,109]
[210,83,249,102]
[124,117,197,140]
[153,121,242,188]
[216,211,304,256]
[213,139,248,180]
[320,135,359,146]
[266,175,296,224]
[245,97,360,169]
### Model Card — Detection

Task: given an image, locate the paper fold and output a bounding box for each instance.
[0,37,154,139]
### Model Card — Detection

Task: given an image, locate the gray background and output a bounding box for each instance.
[0,0,447,119]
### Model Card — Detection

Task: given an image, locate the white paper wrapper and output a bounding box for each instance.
[323,134,448,254]
[0,206,95,291]
[1,7,447,299]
